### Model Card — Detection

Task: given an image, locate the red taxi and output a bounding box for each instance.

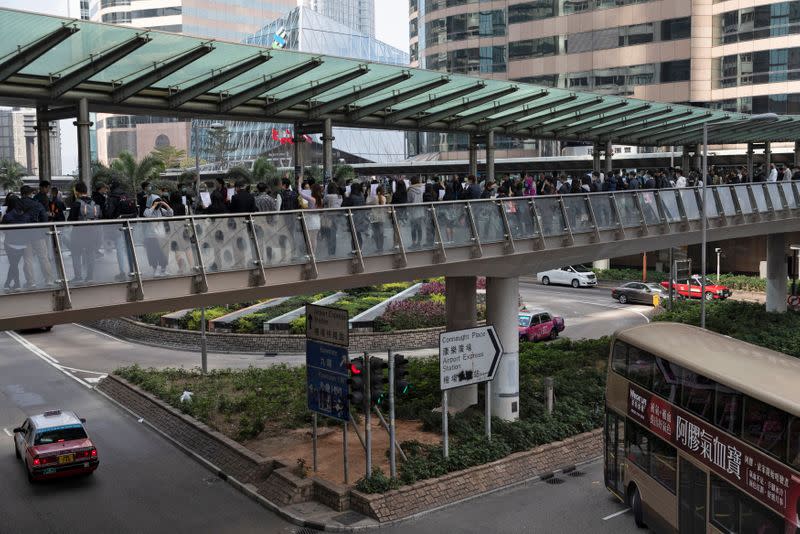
[518,309,565,341]
[13,410,98,482]
[660,274,732,301]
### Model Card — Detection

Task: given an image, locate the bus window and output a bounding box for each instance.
[626,421,650,471]
[681,370,715,422]
[743,397,788,460]
[715,384,743,436]
[652,357,680,403]
[710,474,739,533]
[649,436,676,493]
[612,341,627,376]
[627,346,654,389]
[788,417,800,469]
[740,490,783,533]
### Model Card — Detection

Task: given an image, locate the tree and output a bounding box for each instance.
[251,156,278,189]
[0,159,26,193]
[334,164,355,186]
[151,145,187,169]
[110,151,165,190]
[225,166,251,184]
[207,127,231,166]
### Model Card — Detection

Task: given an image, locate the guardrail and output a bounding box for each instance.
[0,182,797,325]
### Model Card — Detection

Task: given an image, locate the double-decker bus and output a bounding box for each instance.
[605,322,800,533]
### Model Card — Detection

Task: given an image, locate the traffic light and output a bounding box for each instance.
[370,357,388,405]
[348,356,365,408]
[394,354,410,395]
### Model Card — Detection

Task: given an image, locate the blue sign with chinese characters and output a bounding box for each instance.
[306,340,349,422]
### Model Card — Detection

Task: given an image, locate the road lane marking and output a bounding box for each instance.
[71,323,126,343]
[3,428,11,437]
[603,508,631,520]
[58,364,108,375]
[4,332,93,389]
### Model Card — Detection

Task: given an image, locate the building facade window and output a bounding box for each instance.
[715,1,800,44]
[427,45,507,73]
[100,0,130,7]
[425,9,506,47]
[715,47,800,88]
[511,61,686,94]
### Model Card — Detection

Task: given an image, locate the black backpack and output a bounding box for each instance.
[113,192,138,218]
[280,189,298,211]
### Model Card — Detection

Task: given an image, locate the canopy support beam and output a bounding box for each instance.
[348,76,450,121]
[219,57,323,113]
[448,90,548,129]
[416,87,519,127]
[308,71,411,118]
[383,82,485,124]
[263,65,369,116]
[0,24,79,84]
[169,53,270,108]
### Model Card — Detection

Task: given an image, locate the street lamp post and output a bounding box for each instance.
[192,119,225,374]
[715,248,722,283]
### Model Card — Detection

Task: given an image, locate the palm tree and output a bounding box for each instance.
[151,145,187,169]
[0,159,26,193]
[110,151,165,190]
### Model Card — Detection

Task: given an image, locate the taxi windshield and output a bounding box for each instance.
[34,425,87,445]
[518,315,531,327]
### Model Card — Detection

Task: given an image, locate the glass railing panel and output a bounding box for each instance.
[130,218,197,279]
[701,189,719,218]
[615,193,642,228]
[717,186,737,216]
[589,195,618,230]
[751,184,769,213]
[659,191,682,223]
[679,189,700,221]
[781,182,797,208]
[62,221,134,286]
[470,200,506,243]
[562,195,593,233]
[733,185,753,214]
[766,183,784,211]
[533,197,567,237]
[194,216,257,274]
[433,203,473,248]
[251,212,310,265]
[393,205,437,252]
[503,198,537,239]
[638,191,662,225]
[356,206,397,257]
[0,225,59,294]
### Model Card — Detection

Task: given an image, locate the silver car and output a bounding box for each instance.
[610,282,666,305]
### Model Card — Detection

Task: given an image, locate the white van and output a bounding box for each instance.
[537,265,597,288]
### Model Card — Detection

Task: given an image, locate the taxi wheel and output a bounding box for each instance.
[704,292,714,301]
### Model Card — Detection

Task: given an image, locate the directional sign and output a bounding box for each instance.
[306,340,349,421]
[439,326,503,391]
[306,303,349,347]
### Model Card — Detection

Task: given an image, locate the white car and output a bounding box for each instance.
[537,265,597,288]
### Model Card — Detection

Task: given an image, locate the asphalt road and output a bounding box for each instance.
[377,459,645,534]
[519,278,653,340]
[0,331,296,534]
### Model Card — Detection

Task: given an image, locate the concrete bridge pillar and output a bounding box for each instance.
[794,141,800,169]
[592,143,601,173]
[681,145,691,173]
[75,98,92,190]
[322,118,333,185]
[35,105,51,183]
[446,276,479,411]
[486,130,495,183]
[468,134,478,177]
[764,141,772,169]
[766,233,787,313]
[604,140,613,176]
[747,143,754,181]
[487,276,519,421]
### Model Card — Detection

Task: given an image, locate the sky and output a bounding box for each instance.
[0,0,409,174]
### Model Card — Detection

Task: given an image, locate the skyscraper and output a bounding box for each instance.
[410,0,800,157]
[304,0,375,38]
[0,108,62,176]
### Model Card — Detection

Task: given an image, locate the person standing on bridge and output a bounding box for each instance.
[19,185,53,288]
[2,195,30,291]
[104,179,139,282]
[142,195,173,276]
[67,182,101,283]
[407,176,425,248]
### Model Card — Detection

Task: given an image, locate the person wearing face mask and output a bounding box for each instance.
[137,181,151,217]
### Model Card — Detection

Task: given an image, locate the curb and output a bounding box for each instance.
[91,385,337,531]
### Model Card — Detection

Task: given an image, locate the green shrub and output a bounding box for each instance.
[289,316,306,335]
[355,467,400,493]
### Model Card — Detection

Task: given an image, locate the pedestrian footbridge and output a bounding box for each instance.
[1,183,798,330]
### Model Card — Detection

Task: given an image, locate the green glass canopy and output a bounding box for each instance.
[0,7,795,147]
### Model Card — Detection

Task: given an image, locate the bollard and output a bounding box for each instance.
[544,377,554,415]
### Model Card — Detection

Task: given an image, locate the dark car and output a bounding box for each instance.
[611,282,666,305]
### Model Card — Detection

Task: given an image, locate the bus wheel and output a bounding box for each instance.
[630,486,646,529]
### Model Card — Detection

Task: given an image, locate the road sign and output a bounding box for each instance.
[439,326,503,391]
[306,340,350,422]
[306,303,349,347]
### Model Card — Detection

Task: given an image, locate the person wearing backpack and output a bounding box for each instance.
[67,182,101,282]
[279,177,299,211]
[104,180,138,281]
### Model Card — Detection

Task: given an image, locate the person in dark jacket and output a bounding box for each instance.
[342,182,367,247]
[47,187,67,222]
[391,179,408,204]
[229,180,256,213]
[2,195,30,289]
[33,181,50,217]
[137,181,151,217]
[92,182,108,216]
[18,185,53,287]
[206,178,229,214]
[465,175,482,199]
[104,180,138,281]
[67,182,101,282]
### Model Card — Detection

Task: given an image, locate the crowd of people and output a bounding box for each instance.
[1,161,797,290]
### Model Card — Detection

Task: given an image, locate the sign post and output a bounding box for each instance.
[305,304,349,479]
[439,326,503,457]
